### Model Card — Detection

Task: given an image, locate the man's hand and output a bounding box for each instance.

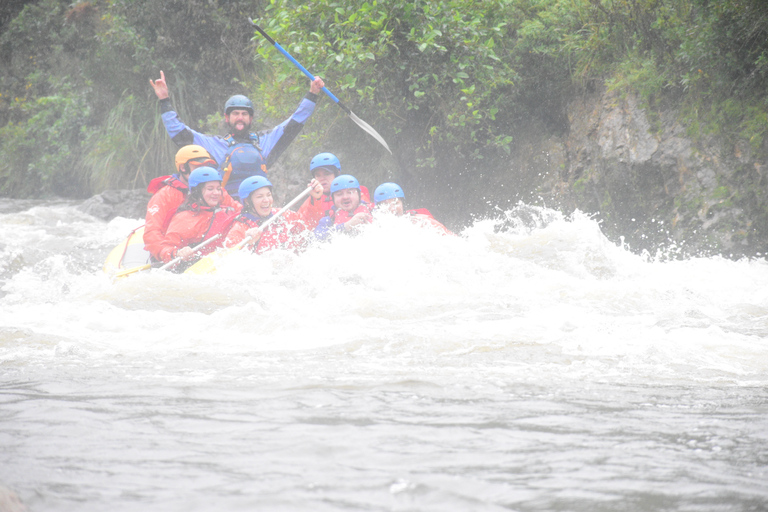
[177,246,194,261]
[344,212,372,230]
[244,227,264,242]
[310,76,325,95]
[149,70,169,100]
[308,178,323,200]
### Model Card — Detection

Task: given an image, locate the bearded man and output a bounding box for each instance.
[149,70,324,194]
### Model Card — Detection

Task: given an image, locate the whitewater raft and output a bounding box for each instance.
[104,227,226,277]
[103,225,152,277]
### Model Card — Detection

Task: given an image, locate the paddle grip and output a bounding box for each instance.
[158,233,222,271]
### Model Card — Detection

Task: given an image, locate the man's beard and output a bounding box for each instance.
[229,122,251,139]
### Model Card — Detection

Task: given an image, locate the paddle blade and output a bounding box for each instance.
[184,254,220,275]
[347,110,392,154]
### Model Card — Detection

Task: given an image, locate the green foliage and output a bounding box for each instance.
[81,92,173,192]
[0,79,90,197]
[254,0,521,176]
[0,0,261,198]
[0,0,766,202]
[583,0,768,149]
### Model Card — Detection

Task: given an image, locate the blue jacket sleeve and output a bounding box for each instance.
[158,92,317,168]
[160,109,229,165]
[313,215,343,241]
[259,95,317,167]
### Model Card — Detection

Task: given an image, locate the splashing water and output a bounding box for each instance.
[1,200,766,511]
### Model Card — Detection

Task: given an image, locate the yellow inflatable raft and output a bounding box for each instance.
[103,225,152,278]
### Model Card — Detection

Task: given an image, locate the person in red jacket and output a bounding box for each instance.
[373,182,453,235]
[225,175,313,253]
[144,145,239,261]
[313,174,373,240]
[157,167,241,270]
[297,152,370,229]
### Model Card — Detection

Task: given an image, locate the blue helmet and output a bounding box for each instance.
[309,152,341,175]
[224,94,254,115]
[373,182,404,205]
[330,174,360,194]
[239,175,273,202]
[188,166,222,189]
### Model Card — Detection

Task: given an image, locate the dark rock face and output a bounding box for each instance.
[77,189,148,221]
[535,88,768,258]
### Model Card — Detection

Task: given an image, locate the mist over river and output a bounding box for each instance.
[1,199,767,512]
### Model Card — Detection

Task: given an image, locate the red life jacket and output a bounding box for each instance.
[406,208,454,236]
[407,208,434,218]
[147,174,187,195]
[237,209,307,253]
[333,202,374,225]
[191,204,240,256]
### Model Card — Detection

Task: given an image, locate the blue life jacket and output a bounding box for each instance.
[239,211,272,226]
[221,135,268,195]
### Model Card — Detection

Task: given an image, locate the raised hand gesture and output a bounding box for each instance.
[149,70,169,100]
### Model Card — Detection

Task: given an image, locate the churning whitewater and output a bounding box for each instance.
[1,199,767,512]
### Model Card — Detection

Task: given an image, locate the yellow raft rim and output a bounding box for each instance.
[103,225,153,278]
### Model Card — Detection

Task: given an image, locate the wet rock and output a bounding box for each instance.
[554,87,766,258]
[78,188,148,221]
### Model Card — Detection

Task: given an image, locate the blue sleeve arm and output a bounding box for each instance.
[159,100,228,164]
[313,215,343,241]
[260,94,318,167]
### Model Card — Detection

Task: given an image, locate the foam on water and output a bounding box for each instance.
[2,202,767,387]
[2,200,768,512]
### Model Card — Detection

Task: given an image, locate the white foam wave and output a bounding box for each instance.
[1,204,767,385]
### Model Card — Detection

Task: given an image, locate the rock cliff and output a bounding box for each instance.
[530,88,768,258]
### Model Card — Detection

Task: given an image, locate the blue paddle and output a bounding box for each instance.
[249,19,392,154]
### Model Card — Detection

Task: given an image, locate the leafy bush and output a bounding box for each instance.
[0,0,260,198]
[0,0,766,203]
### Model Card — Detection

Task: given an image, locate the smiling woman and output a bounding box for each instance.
[156,167,240,269]
[224,175,312,254]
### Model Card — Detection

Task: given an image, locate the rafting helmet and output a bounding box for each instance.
[187,166,222,189]
[224,94,254,116]
[309,152,341,176]
[373,183,404,205]
[238,175,273,203]
[330,174,360,195]
[175,145,216,173]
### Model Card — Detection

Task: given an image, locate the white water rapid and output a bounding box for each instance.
[1,199,767,511]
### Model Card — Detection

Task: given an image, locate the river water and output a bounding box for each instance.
[0,199,766,511]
